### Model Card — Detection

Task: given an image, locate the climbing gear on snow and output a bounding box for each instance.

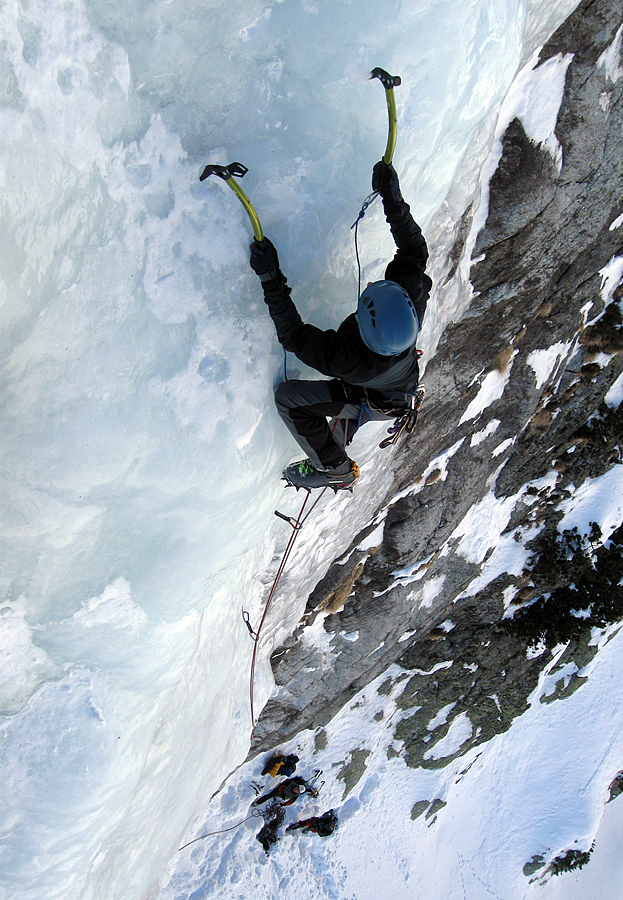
[199,162,264,242]
[286,809,337,836]
[307,769,324,796]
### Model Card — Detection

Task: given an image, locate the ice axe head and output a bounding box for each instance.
[199,162,249,182]
[370,67,401,90]
[198,161,264,242]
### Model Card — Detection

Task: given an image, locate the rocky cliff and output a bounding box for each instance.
[249,0,623,794]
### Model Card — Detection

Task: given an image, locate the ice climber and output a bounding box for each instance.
[286,809,338,837]
[261,753,300,778]
[249,160,431,490]
[252,776,311,807]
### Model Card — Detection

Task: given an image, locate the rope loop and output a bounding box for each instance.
[351,190,379,300]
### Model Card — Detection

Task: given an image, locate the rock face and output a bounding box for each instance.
[249,0,623,759]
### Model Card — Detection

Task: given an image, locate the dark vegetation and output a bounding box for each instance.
[507,517,623,647]
[548,845,594,875]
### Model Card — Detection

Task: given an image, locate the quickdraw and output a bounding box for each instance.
[247,488,328,725]
[379,387,425,449]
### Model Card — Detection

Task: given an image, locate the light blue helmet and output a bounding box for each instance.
[357,280,420,356]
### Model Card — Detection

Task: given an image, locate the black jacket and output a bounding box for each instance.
[261,193,432,397]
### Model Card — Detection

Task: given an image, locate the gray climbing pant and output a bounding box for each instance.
[274,379,392,470]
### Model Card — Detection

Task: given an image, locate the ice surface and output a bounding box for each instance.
[0,0,602,898]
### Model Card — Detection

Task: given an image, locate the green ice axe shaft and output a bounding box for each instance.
[370,68,402,165]
[199,162,265,243]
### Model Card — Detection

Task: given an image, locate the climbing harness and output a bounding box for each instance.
[245,487,329,725]
[379,386,425,449]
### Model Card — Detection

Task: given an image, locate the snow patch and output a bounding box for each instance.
[391,439,465,503]
[609,212,623,232]
[427,702,457,731]
[597,22,623,83]
[418,576,447,610]
[357,521,385,551]
[470,419,500,447]
[459,354,517,424]
[423,711,473,760]
[460,47,573,301]
[492,437,516,457]
[527,341,570,390]
[457,524,540,600]
[392,551,438,588]
[600,255,623,304]
[558,467,623,543]
[510,50,573,165]
[527,639,547,659]
[604,372,623,409]
[452,489,519,565]
[341,631,360,643]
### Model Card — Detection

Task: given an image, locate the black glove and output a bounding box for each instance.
[372,161,403,205]
[250,238,280,283]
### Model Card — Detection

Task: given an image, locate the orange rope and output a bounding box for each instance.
[249,488,327,725]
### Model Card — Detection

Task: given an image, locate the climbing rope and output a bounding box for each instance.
[351,190,379,301]
[178,809,262,851]
[246,487,328,725]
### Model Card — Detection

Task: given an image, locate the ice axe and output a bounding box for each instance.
[199,162,265,243]
[350,68,402,298]
[370,67,401,165]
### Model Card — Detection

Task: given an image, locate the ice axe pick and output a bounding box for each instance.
[199,162,265,243]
